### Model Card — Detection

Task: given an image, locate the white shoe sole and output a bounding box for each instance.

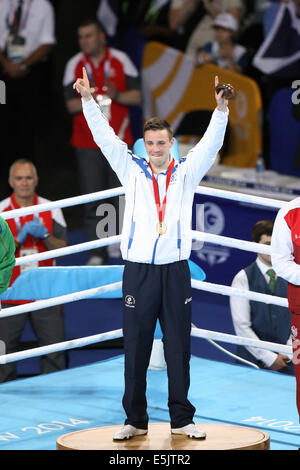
[171,430,206,440]
[113,430,147,441]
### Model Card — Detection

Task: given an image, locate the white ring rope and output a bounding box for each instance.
[205,339,260,369]
[16,235,122,266]
[195,186,287,209]
[0,328,123,365]
[0,183,287,222]
[14,231,269,268]
[190,327,291,356]
[0,282,122,318]
[0,278,287,319]
[192,231,271,256]
[0,185,291,365]
[191,280,288,307]
[0,187,125,221]
[0,325,291,365]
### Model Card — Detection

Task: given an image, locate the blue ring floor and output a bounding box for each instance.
[0,355,298,451]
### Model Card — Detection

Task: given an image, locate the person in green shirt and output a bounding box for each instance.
[0,216,15,298]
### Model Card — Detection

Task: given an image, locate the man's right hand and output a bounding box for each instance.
[269,354,290,371]
[73,67,95,102]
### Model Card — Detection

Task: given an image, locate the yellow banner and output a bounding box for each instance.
[142,41,262,167]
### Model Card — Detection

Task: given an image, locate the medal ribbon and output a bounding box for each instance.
[83,49,111,92]
[151,159,175,229]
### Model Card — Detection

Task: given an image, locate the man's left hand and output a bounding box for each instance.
[215,75,228,112]
[25,217,48,239]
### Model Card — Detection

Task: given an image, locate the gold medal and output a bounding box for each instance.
[157,221,167,235]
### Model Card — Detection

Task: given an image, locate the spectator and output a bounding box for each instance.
[63,17,142,266]
[0,0,56,172]
[185,0,243,58]
[168,0,207,51]
[197,13,250,73]
[0,159,67,382]
[137,0,177,46]
[271,196,300,427]
[230,219,294,374]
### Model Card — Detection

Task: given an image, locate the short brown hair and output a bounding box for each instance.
[78,17,106,34]
[251,220,274,243]
[143,117,173,140]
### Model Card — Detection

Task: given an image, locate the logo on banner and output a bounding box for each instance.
[125,295,136,308]
[195,202,230,267]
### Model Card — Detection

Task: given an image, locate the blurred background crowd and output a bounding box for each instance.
[0,0,299,232]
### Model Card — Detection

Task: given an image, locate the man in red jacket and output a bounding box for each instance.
[271,197,300,424]
[63,17,141,266]
[0,158,67,382]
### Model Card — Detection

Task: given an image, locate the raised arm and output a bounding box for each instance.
[73,67,132,186]
[185,76,229,188]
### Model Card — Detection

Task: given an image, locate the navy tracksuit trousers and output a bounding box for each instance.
[122,260,196,429]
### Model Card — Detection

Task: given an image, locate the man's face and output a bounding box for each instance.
[78,24,105,57]
[144,129,174,170]
[258,234,272,265]
[9,163,38,200]
[214,26,233,43]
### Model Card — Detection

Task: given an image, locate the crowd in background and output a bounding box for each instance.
[0,0,299,231]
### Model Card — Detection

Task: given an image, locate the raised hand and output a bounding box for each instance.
[73,67,96,101]
[215,75,228,112]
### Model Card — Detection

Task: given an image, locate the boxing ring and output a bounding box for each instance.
[0,184,298,451]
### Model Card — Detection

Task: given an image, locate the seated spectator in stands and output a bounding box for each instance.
[168,0,207,51]
[185,0,243,58]
[230,219,294,375]
[236,1,271,58]
[0,0,56,170]
[197,13,250,74]
[137,0,178,47]
[0,159,67,382]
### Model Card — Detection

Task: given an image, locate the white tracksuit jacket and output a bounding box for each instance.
[82,98,228,265]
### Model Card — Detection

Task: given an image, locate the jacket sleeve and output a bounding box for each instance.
[271,205,300,285]
[184,107,229,189]
[82,98,132,186]
[0,217,16,295]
